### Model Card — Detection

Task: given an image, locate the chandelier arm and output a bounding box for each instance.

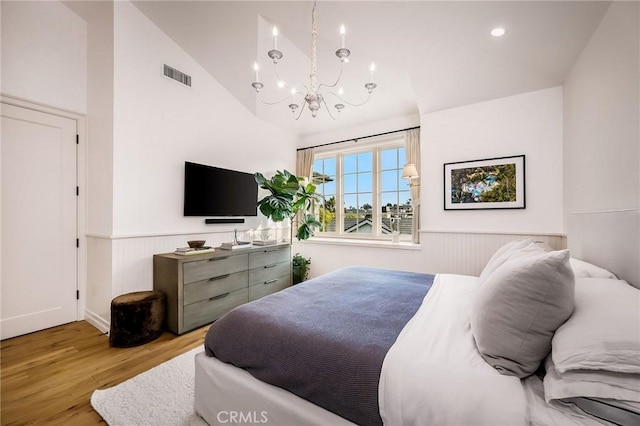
[324,90,372,107]
[317,61,345,91]
[273,62,303,91]
[294,100,307,121]
[320,96,338,121]
[255,92,295,106]
[271,63,311,99]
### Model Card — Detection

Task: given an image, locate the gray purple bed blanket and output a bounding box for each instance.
[204,266,435,425]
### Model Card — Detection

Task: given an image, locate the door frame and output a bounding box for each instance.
[1,94,87,322]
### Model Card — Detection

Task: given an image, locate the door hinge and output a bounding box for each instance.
[76,186,79,196]
[76,134,79,145]
[76,238,79,248]
[76,290,80,300]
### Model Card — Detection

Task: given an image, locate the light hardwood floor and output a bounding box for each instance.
[0,321,209,425]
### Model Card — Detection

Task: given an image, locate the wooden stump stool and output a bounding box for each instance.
[109,290,166,348]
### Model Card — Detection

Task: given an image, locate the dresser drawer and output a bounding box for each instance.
[183,254,248,284]
[248,275,291,301]
[249,262,290,286]
[184,288,248,330]
[249,246,290,269]
[184,270,248,305]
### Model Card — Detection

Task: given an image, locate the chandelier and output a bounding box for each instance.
[251,0,377,120]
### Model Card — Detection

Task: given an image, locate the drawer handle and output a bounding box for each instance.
[263,249,279,253]
[209,257,229,262]
[264,264,277,269]
[209,292,230,301]
[209,274,230,281]
[264,279,278,285]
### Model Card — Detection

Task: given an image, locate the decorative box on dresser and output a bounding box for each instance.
[153,243,291,334]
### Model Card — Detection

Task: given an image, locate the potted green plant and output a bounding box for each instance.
[254,170,322,241]
[292,253,311,284]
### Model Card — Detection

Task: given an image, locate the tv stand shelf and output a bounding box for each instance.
[153,243,291,334]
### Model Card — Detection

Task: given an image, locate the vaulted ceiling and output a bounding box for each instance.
[132,1,610,137]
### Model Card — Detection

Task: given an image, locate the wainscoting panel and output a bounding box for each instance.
[419,231,566,276]
[111,231,238,299]
[295,239,425,279]
[85,236,114,333]
[86,230,240,330]
[297,231,566,280]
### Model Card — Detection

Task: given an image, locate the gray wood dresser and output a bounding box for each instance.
[153,243,291,334]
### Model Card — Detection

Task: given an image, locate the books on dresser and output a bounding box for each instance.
[219,241,252,250]
[174,247,215,256]
[252,239,278,246]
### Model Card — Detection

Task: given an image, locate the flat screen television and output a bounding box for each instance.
[183,161,258,216]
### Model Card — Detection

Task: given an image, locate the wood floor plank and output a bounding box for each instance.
[0,320,208,425]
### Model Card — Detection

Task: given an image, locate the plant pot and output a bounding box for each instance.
[292,253,310,284]
[292,268,305,285]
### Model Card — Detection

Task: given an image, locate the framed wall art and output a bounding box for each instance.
[444,155,525,210]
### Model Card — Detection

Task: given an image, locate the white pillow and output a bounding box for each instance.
[479,237,539,283]
[552,278,640,374]
[471,248,575,378]
[569,258,618,279]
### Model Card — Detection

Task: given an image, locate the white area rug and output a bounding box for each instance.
[90,347,208,426]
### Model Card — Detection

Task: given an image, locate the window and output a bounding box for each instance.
[312,138,414,241]
[313,157,337,232]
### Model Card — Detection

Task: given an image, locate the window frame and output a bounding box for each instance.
[312,136,413,242]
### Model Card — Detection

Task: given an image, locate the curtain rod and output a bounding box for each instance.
[296,125,420,152]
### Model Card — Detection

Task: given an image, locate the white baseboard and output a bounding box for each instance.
[84,309,110,334]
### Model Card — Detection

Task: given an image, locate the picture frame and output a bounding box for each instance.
[444,155,525,210]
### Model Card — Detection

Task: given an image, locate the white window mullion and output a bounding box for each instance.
[336,153,344,237]
[372,147,381,238]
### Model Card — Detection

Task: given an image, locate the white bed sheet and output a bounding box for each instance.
[194,351,355,426]
[379,273,528,426]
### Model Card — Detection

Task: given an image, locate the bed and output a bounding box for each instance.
[194,239,640,426]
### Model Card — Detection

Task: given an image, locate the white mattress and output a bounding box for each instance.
[194,351,355,425]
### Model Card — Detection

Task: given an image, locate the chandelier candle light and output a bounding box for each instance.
[251,0,377,119]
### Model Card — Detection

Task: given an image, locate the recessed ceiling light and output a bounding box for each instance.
[491,27,506,37]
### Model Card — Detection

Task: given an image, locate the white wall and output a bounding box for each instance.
[83,2,115,238]
[112,1,296,237]
[1,1,87,114]
[421,87,564,234]
[297,113,420,149]
[563,1,639,286]
[294,88,565,277]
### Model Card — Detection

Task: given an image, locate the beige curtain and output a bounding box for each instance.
[296,148,314,180]
[294,148,314,239]
[405,129,421,244]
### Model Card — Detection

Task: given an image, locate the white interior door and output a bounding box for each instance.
[1,103,78,340]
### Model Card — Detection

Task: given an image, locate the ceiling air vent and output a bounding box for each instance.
[163,64,191,87]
